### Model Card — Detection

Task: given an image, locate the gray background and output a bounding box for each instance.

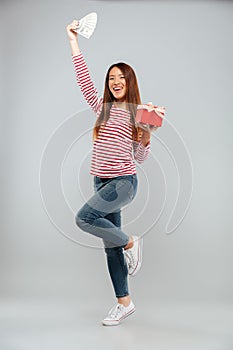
[1,0,233,349]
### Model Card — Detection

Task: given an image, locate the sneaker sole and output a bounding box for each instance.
[130,237,143,277]
[102,307,136,326]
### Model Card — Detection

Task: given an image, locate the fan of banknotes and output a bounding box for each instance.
[73,12,97,39]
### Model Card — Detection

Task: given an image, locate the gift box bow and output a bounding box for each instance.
[137,104,166,119]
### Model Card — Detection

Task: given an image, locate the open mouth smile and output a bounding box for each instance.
[113,86,123,92]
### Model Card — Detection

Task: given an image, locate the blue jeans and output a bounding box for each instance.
[75,174,138,298]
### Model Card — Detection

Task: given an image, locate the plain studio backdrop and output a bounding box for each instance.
[1,0,233,349]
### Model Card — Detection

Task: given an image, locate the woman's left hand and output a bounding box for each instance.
[140,125,158,146]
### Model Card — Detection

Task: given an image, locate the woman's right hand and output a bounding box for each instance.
[66,20,79,41]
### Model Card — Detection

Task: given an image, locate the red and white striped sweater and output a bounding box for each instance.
[72,52,150,178]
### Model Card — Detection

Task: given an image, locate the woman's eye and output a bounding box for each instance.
[109,76,125,81]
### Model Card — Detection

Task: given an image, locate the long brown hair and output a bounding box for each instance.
[93,62,142,141]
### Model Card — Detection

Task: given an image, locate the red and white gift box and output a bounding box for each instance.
[135,103,166,128]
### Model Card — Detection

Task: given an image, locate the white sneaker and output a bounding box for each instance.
[124,235,143,277]
[102,301,136,326]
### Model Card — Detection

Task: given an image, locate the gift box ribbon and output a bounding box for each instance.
[137,104,166,118]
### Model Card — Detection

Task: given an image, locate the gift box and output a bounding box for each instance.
[135,104,165,127]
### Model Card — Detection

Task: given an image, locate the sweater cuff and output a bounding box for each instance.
[71,52,83,59]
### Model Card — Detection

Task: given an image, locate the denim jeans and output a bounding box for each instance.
[75,174,138,298]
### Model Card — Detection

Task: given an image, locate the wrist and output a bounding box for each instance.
[69,39,80,55]
[69,37,78,43]
[141,135,150,147]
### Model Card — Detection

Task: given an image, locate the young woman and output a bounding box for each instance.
[66,19,155,326]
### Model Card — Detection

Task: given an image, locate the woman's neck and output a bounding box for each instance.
[113,100,127,110]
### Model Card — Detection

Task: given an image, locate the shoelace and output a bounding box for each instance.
[108,304,124,319]
[124,249,135,268]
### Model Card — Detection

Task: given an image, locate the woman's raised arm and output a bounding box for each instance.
[66,20,102,114]
[66,20,81,56]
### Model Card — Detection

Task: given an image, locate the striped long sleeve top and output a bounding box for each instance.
[72,52,150,178]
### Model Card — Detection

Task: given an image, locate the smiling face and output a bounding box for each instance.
[108,66,127,102]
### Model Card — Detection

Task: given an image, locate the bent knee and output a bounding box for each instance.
[75,210,96,230]
[75,212,87,229]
